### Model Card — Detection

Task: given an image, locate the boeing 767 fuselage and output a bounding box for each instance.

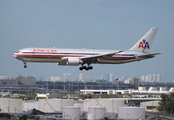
[13,27,160,70]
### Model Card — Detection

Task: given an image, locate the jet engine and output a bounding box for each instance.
[58,58,83,66]
[66,58,83,65]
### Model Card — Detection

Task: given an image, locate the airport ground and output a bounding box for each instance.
[0,81,174,119]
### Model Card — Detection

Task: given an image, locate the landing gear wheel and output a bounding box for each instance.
[85,67,89,71]
[23,61,27,68]
[88,66,93,70]
[79,67,83,70]
[79,65,93,71]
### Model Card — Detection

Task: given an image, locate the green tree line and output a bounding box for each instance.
[156,93,174,114]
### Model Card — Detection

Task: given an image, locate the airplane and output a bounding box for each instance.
[13,27,160,71]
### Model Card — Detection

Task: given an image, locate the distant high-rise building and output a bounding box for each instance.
[63,73,72,81]
[100,76,104,80]
[16,75,36,85]
[50,76,61,81]
[63,73,68,81]
[145,75,149,82]
[79,73,83,82]
[39,77,44,81]
[148,74,153,82]
[141,75,145,81]
[50,76,54,81]
[153,74,157,82]
[67,73,71,79]
[157,74,161,82]
[55,76,61,81]
[26,76,36,85]
[123,78,131,84]
[142,74,161,82]
[122,76,127,80]
[86,75,90,81]
[0,75,36,85]
[109,74,113,82]
[16,75,25,84]
[132,77,139,86]
[0,76,9,80]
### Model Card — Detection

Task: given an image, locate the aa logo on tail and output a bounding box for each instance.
[138,39,150,49]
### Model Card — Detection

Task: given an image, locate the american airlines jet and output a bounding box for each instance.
[13,27,160,71]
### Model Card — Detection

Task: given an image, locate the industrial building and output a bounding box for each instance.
[80,87,174,97]
[0,97,166,119]
[140,101,159,111]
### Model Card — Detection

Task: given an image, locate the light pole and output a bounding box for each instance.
[171,110,172,117]
[54,81,55,90]
[162,105,166,119]
[164,106,165,120]
[69,83,70,96]
[14,108,16,115]
[158,85,159,101]
[99,82,100,90]
[43,103,45,112]
[46,83,48,92]
[71,83,73,94]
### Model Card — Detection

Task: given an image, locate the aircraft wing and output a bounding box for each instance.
[81,50,123,63]
[138,53,161,58]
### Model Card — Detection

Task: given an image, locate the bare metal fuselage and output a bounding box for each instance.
[13,48,153,65]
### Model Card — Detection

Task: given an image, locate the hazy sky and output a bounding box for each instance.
[0,0,173,81]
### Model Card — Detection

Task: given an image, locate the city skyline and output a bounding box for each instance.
[0,1,173,82]
[0,73,163,82]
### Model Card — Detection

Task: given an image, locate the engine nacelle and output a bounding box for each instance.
[66,58,82,66]
[58,58,83,66]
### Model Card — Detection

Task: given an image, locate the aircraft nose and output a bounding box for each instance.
[13,53,18,57]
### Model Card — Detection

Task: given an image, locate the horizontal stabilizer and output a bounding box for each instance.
[138,53,161,58]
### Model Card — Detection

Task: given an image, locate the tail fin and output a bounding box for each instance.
[129,27,158,53]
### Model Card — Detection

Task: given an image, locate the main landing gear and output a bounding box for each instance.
[79,64,93,71]
[23,61,27,68]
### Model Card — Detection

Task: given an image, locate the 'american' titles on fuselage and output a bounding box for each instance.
[33,48,57,53]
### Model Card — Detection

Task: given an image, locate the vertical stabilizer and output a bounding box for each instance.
[129,27,158,53]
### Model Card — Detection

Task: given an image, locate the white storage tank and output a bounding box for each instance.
[74,101,84,112]
[0,98,22,113]
[88,106,106,120]
[62,106,80,120]
[88,99,125,113]
[23,100,38,111]
[118,107,145,119]
[83,100,89,112]
[87,113,94,120]
[39,99,74,112]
